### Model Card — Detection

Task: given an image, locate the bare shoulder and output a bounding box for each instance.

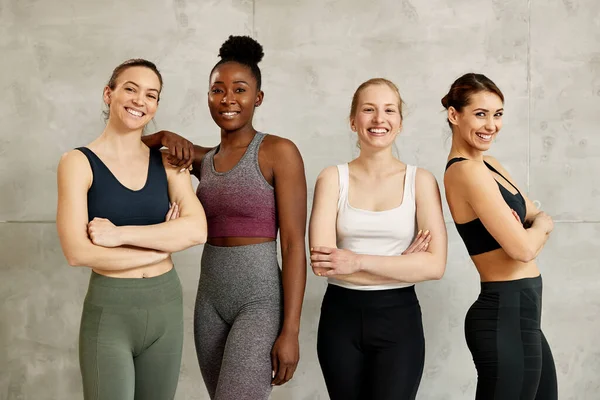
[415,167,437,184]
[262,133,300,154]
[58,149,92,175]
[317,165,339,184]
[261,134,304,169]
[57,149,93,188]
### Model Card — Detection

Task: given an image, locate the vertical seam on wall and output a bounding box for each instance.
[527,0,532,193]
[252,0,256,38]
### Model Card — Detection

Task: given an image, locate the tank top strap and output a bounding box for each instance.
[244,131,266,166]
[404,164,417,203]
[75,147,101,175]
[336,163,349,210]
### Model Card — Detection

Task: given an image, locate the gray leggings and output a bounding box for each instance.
[194,242,282,400]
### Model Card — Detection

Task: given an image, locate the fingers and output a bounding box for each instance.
[312,266,329,276]
[271,352,279,385]
[175,145,184,167]
[403,230,431,254]
[511,209,521,223]
[310,246,334,255]
[180,143,194,171]
[402,230,424,254]
[165,203,179,221]
[272,365,288,386]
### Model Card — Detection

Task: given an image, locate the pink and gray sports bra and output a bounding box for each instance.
[196,132,277,238]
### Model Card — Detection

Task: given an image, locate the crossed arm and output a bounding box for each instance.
[308,166,447,285]
[56,150,207,270]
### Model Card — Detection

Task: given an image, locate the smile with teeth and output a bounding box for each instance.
[368,128,389,134]
[476,132,493,141]
[221,111,240,117]
[126,107,144,118]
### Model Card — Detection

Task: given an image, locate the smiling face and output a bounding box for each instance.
[103,66,161,132]
[350,83,402,151]
[208,61,263,132]
[448,90,504,151]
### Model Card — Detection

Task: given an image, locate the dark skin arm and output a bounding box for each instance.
[265,136,307,386]
[141,130,212,179]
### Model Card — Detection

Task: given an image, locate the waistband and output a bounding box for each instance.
[85,267,181,307]
[203,240,278,255]
[480,275,542,293]
[325,283,418,307]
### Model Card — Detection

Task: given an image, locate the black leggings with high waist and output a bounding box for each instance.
[465,275,558,399]
[317,284,425,400]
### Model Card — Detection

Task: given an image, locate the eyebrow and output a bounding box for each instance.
[123,81,159,93]
[362,102,398,107]
[473,108,504,112]
[212,80,250,85]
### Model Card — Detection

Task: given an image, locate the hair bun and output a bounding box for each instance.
[218,35,264,65]
[441,94,450,109]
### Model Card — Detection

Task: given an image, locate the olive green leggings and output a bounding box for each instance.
[79,268,184,400]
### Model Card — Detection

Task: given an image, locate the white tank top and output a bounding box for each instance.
[328,163,417,291]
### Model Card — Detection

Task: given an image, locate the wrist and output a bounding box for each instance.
[355,253,366,272]
[281,321,300,336]
[117,226,131,246]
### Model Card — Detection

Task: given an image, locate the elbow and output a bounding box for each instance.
[507,246,536,263]
[190,216,207,245]
[190,229,207,246]
[176,219,207,250]
[428,262,446,281]
[64,252,84,267]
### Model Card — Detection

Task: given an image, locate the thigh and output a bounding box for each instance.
[79,302,135,400]
[366,302,425,400]
[534,332,558,400]
[214,303,281,400]
[134,299,184,400]
[194,292,230,399]
[317,294,364,400]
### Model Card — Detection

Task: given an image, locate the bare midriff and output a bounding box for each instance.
[92,258,174,279]
[472,249,541,282]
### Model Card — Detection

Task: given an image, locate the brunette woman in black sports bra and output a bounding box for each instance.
[442,73,557,400]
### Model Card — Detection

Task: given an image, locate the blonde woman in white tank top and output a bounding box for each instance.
[308,79,448,400]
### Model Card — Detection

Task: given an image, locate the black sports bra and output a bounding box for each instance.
[445,157,527,256]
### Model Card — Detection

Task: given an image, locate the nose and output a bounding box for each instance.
[485,116,495,132]
[132,92,144,106]
[220,89,236,104]
[372,109,384,124]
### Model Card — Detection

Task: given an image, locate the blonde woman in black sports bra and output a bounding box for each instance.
[442,73,557,399]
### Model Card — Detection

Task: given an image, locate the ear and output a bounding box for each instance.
[103,86,112,106]
[447,106,460,126]
[349,117,356,132]
[254,90,264,107]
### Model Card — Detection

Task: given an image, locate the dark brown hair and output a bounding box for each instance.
[350,78,404,121]
[441,73,504,127]
[103,59,163,121]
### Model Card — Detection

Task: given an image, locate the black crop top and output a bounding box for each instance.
[445,157,527,256]
[76,147,170,226]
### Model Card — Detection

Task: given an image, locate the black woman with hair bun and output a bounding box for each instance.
[143,35,307,399]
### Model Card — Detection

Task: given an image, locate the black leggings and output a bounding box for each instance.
[317,284,425,400]
[465,275,558,399]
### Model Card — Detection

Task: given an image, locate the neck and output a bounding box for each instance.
[219,124,257,150]
[95,120,146,157]
[449,130,484,161]
[354,145,399,176]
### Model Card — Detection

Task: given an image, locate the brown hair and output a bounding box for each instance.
[441,73,504,127]
[103,59,163,121]
[349,78,404,121]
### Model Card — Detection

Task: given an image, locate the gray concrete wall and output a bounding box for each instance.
[1,0,599,398]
